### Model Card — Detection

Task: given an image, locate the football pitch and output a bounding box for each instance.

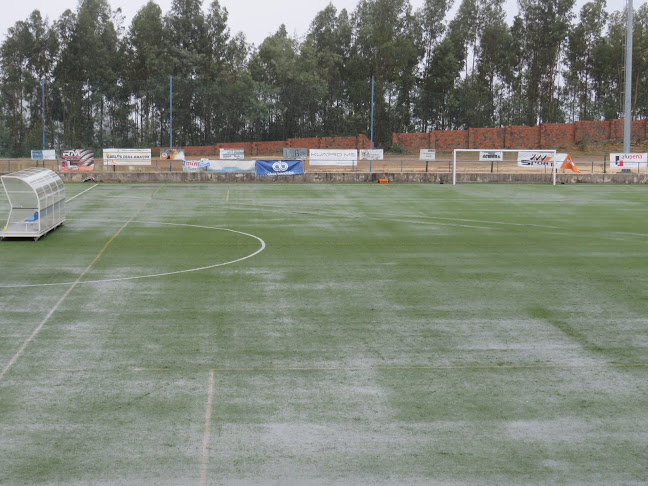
[1,182,647,485]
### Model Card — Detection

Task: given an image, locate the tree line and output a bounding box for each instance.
[0,0,646,157]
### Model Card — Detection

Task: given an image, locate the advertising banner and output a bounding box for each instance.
[103,148,152,166]
[207,160,256,172]
[283,148,308,159]
[517,151,555,167]
[419,149,436,161]
[31,150,56,161]
[309,149,358,166]
[359,149,384,160]
[609,153,648,169]
[161,148,186,161]
[256,160,304,176]
[479,151,503,161]
[183,159,211,172]
[61,149,95,171]
[220,148,245,160]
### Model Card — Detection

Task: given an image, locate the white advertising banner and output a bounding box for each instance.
[31,150,56,160]
[479,151,503,161]
[359,149,384,160]
[419,149,436,161]
[609,153,648,169]
[517,151,555,167]
[220,148,245,160]
[309,149,358,166]
[207,160,256,172]
[103,148,152,166]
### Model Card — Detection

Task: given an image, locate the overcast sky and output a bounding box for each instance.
[0,0,636,48]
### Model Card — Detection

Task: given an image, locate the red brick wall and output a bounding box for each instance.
[157,119,648,157]
[170,134,372,157]
[392,119,648,153]
[575,121,611,142]
[468,128,505,149]
[541,123,574,147]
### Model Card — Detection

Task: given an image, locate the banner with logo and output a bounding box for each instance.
[183,159,211,172]
[61,149,95,171]
[609,153,648,169]
[419,149,436,161]
[283,148,308,159]
[517,151,555,167]
[309,149,357,166]
[359,149,384,160]
[479,151,503,161]
[161,148,186,161]
[256,160,304,176]
[220,148,245,160]
[103,148,152,166]
[207,160,255,172]
[31,150,56,161]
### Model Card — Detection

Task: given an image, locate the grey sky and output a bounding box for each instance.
[0,0,635,48]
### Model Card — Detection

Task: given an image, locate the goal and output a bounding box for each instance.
[452,149,558,185]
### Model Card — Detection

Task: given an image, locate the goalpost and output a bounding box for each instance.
[452,149,558,185]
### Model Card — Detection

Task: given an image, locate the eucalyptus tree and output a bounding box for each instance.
[302,4,354,136]
[249,25,302,140]
[564,0,608,121]
[630,4,648,119]
[0,11,58,155]
[54,0,123,148]
[164,0,209,146]
[516,0,575,125]
[352,0,422,144]
[128,1,167,146]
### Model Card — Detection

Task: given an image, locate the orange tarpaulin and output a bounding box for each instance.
[556,153,580,173]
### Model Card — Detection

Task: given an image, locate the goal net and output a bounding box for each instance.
[452,149,558,185]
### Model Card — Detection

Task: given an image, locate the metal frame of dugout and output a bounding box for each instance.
[1,168,65,240]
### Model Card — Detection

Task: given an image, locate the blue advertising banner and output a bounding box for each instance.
[256,160,304,176]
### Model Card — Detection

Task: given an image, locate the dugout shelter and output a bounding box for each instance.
[1,168,65,240]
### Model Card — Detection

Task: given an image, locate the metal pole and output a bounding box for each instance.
[170,75,173,172]
[624,0,634,153]
[370,76,375,172]
[42,78,46,151]
[370,76,375,150]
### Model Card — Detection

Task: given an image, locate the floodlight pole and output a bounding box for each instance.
[623,0,634,153]
[370,76,375,172]
[170,75,173,172]
[41,78,45,152]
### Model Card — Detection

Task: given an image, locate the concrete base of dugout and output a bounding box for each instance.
[57,172,648,184]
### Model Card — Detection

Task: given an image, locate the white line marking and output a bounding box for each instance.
[200,369,215,486]
[0,224,266,289]
[615,231,648,237]
[66,184,98,202]
[0,191,156,381]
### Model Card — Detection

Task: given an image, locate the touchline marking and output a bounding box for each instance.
[0,191,157,382]
[66,184,98,202]
[0,224,266,289]
[200,369,215,486]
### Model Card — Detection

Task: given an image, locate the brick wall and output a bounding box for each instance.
[164,134,371,157]
[392,118,648,152]
[156,119,648,157]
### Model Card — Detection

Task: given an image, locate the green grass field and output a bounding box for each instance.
[1,182,647,485]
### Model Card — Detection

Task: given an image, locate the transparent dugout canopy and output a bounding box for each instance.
[1,168,66,240]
